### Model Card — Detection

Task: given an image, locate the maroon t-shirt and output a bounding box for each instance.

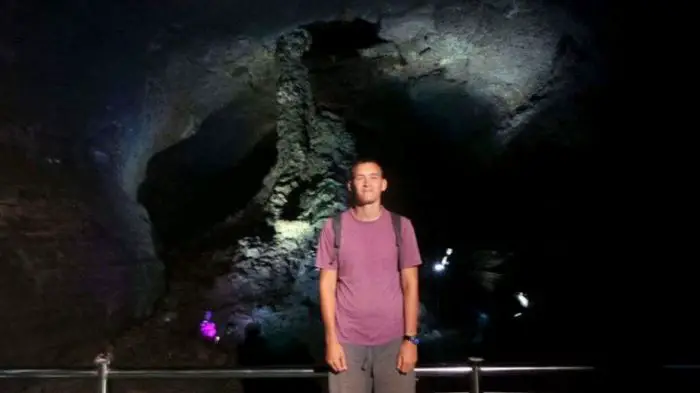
[315,207,423,346]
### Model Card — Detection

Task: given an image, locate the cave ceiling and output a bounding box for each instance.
[0,0,619,376]
[69,0,602,199]
[110,0,603,254]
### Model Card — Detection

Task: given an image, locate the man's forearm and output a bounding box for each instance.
[402,272,420,336]
[319,271,339,343]
[320,292,338,343]
[403,286,419,335]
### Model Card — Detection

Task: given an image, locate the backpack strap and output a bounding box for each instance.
[331,211,403,264]
[390,212,403,265]
[332,213,343,264]
[390,212,402,249]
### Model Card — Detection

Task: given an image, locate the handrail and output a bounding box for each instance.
[2,363,694,379]
[0,365,596,379]
[2,354,693,393]
[0,354,592,393]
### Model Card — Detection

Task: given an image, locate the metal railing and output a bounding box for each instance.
[0,354,599,393]
[3,354,692,393]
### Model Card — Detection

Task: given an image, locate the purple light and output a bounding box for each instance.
[200,310,218,341]
[200,320,218,339]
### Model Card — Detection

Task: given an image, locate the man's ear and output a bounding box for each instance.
[381,178,388,192]
[347,181,353,193]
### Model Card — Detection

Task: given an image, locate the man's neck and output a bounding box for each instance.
[351,203,383,222]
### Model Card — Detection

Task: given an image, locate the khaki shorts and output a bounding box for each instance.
[328,338,416,393]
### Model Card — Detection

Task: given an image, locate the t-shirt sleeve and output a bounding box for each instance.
[399,217,423,269]
[315,218,337,270]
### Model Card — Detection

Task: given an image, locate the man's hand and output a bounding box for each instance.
[325,341,347,373]
[396,340,418,374]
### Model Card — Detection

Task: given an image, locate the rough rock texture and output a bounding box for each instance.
[0,152,170,393]
[205,29,355,355]
[92,2,597,339]
[110,1,594,197]
[79,2,600,338]
[0,0,611,387]
[123,1,596,317]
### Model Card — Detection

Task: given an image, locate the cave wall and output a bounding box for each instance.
[202,29,356,358]
[0,0,610,368]
[87,0,594,199]
[89,0,596,323]
[0,152,139,366]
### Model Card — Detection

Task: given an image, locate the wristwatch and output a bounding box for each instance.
[403,335,420,345]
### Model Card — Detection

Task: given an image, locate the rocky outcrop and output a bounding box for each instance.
[0,1,612,384]
[82,0,599,202]
[65,1,600,345]
[205,29,355,353]
[0,152,142,366]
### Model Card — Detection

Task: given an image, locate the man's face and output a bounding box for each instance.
[349,162,387,205]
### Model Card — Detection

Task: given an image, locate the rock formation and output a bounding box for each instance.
[205,28,355,354]
[0,1,620,391]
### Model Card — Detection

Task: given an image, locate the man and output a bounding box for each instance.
[315,158,423,393]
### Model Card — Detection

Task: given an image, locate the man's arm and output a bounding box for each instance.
[315,219,339,343]
[320,269,339,344]
[401,267,420,336]
[399,217,423,336]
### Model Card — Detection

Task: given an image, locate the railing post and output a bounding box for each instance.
[94,353,111,393]
[469,357,483,393]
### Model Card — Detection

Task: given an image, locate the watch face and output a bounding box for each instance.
[405,335,420,344]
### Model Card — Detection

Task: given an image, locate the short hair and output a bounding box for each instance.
[349,157,384,179]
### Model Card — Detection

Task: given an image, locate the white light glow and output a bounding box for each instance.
[433,248,454,273]
[515,292,529,308]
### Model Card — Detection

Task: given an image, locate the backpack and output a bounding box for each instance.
[331,211,403,264]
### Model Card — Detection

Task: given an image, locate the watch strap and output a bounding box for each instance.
[403,335,420,345]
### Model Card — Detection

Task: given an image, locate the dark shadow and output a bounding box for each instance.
[345,77,502,250]
[279,179,309,220]
[137,103,278,251]
[433,83,612,364]
[302,18,386,61]
[237,323,324,393]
